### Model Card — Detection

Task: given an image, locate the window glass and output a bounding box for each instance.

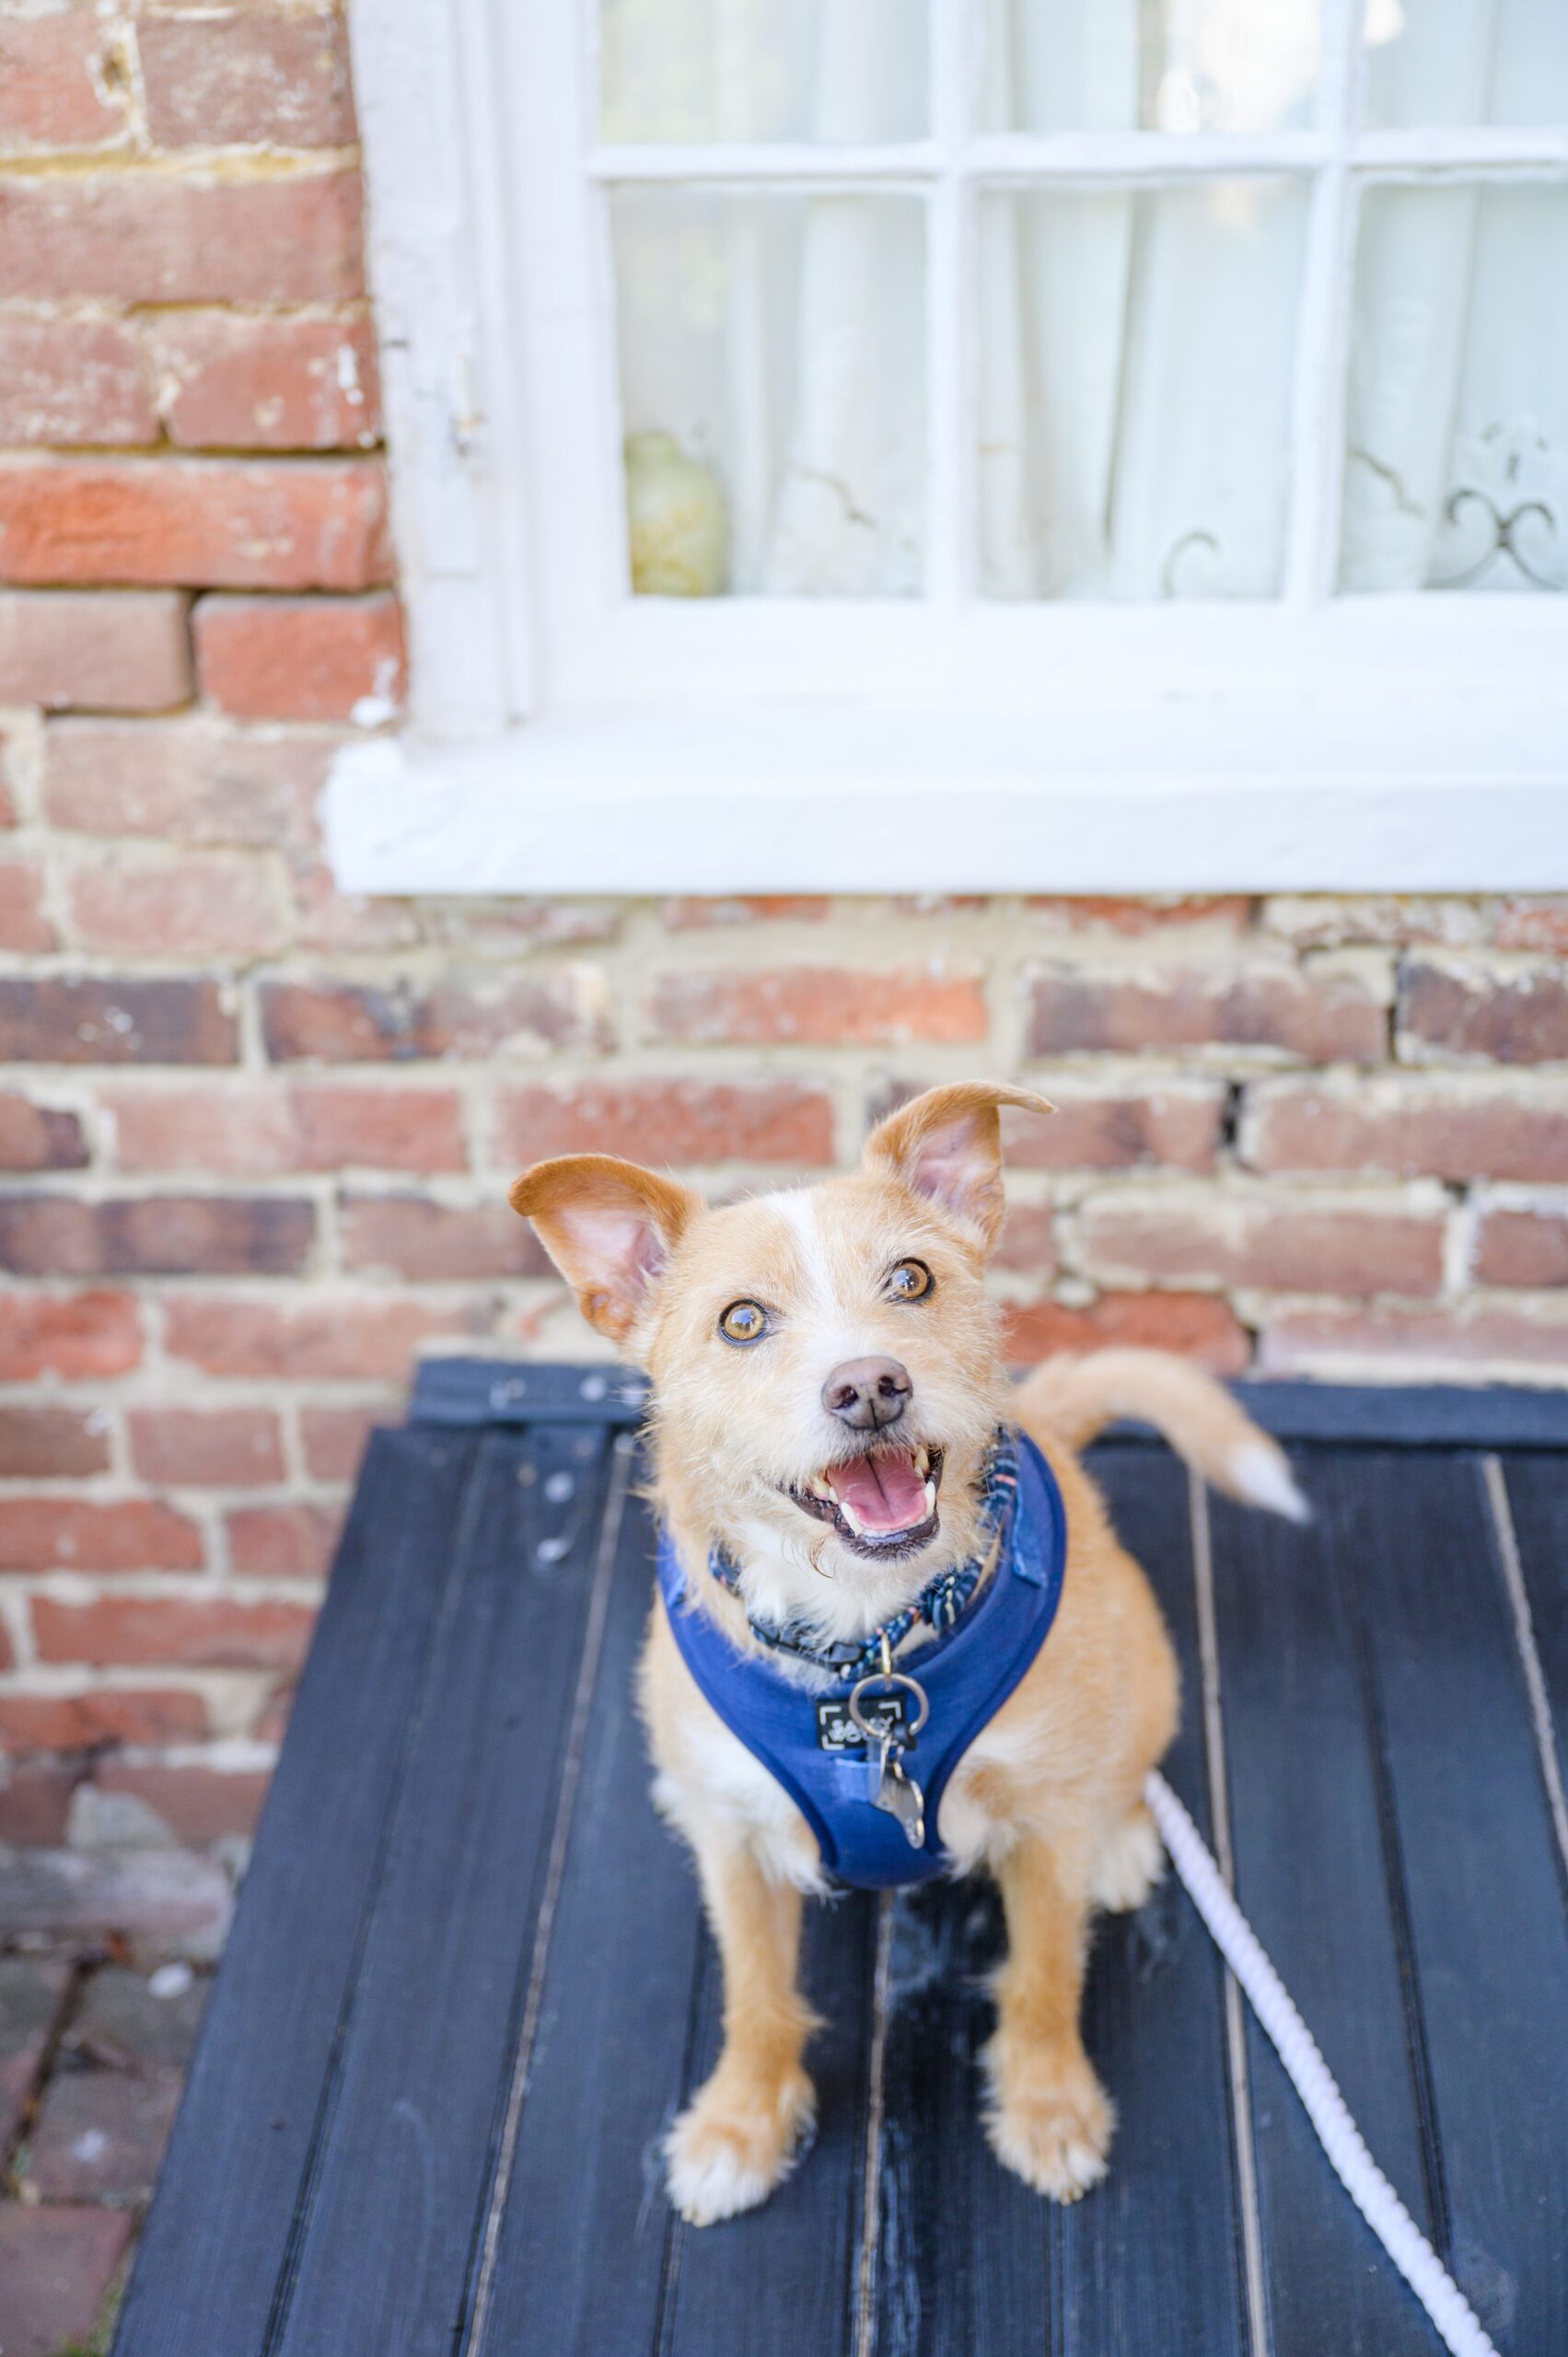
[611,191,927,595]
[980,0,1323,134]
[1341,183,1568,594]
[1362,0,1568,129]
[977,179,1307,598]
[598,0,928,142]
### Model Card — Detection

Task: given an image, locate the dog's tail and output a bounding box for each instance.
[1016,1349,1309,1522]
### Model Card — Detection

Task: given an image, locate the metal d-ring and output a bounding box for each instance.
[847,1667,930,1747]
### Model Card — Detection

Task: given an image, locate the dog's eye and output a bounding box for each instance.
[887,1259,934,1303]
[718,1299,771,1345]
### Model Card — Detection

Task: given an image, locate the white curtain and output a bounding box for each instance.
[1342,1,1568,592]
[609,0,1565,600]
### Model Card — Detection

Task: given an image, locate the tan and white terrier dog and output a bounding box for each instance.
[511,1081,1306,2228]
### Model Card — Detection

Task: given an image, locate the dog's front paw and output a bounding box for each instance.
[981,2035,1114,2203]
[665,2067,816,2226]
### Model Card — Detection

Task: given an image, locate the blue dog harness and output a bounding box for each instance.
[656,1429,1067,1890]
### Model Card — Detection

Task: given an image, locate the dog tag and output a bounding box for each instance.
[873,1738,925,1849]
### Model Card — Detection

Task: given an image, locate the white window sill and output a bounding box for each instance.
[325,644,1566,897]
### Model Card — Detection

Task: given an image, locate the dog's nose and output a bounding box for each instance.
[821,1355,912,1431]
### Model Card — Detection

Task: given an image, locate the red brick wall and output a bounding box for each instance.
[2,5,1567,1849]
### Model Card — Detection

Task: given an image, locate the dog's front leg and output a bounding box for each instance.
[982,1829,1114,2202]
[665,1836,819,2225]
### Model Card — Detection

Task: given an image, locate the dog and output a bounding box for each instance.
[511,1080,1306,2226]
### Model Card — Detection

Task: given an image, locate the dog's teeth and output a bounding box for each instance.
[837,1496,865,1535]
[912,1446,930,1477]
[808,1475,833,1500]
[923,1480,936,1514]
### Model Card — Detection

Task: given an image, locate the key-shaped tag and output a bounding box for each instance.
[873,1736,926,1849]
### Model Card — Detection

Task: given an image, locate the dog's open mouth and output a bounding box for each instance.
[786,1444,944,1559]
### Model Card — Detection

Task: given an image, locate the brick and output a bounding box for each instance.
[341,1194,552,1281]
[128,1405,285,1486]
[1472,1206,1568,1290]
[141,11,355,147]
[1027,961,1388,1062]
[0,1290,141,1379]
[194,591,404,721]
[0,2207,134,2357]
[1007,1083,1227,1173]
[0,1091,88,1171]
[1494,900,1568,954]
[646,966,988,1047]
[660,895,831,927]
[0,588,191,711]
[1400,957,1568,1067]
[261,971,609,1062]
[0,1764,80,1846]
[0,1405,110,1479]
[64,851,285,958]
[1241,1074,1568,1182]
[423,898,621,954]
[0,976,237,1064]
[27,2067,182,2206]
[33,1593,314,1671]
[148,309,380,449]
[0,1499,203,1575]
[165,1291,484,1378]
[226,1502,341,1578]
[300,1400,380,1480]
[1002,1290,1249,1375]
[1260,1298,1568,1376]
[0,858,52,951]
[44,716,324,841]
[1075,1189,1446,1299]
[0,1689,207,1755]
[0,13,125,150]
[498,1077,835,1167]
[0,315,155,445]
[0,1956,71,2154]
[69,1964,208,2075]
[1261,895,1484,949]
[104,1079,468,1175]
[0,1194,315,1278]
[0,456,391,589]
[993,1204,1057,1276]
[0,169,365,303]
[1027,895,1251,936]
[94,1760,270,1844]
[286,850,423,952]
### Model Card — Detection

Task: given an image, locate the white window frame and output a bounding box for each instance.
[330,0,1568,895]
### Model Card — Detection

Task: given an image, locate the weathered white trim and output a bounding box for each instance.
[346,0,533,737]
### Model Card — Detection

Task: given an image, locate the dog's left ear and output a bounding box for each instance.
[863,1081,1054,1254]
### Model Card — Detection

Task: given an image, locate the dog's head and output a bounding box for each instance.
[511,1082,1052,1615]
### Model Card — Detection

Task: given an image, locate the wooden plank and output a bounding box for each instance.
[112,1425,478,2357]
[659,1894,879,2357]
[412,1355,650,1430]
[470,1476,702,2357]
[1353,1451,1568,2352]
[865,1446,1248,2357]
[1055,1449,1249,2357]
[1107,1383,1568,1453]
[1207,1454,1444,2357]
[271,1421,617,2357]
[1491,1452,1568,1873]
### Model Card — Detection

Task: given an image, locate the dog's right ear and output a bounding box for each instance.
[509,1155,703,1346]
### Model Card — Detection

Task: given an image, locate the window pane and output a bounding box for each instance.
[1340,184,1568,594]
[981,0,1322,134]
[977,179,1307,599]
[610,191,925,596]
[598,0,927,142]
[1362,0,1568,129]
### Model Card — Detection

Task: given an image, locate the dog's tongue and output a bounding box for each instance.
[828,1450,926,1533]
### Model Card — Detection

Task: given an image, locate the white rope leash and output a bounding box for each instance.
[1143,1770,1500,2357]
